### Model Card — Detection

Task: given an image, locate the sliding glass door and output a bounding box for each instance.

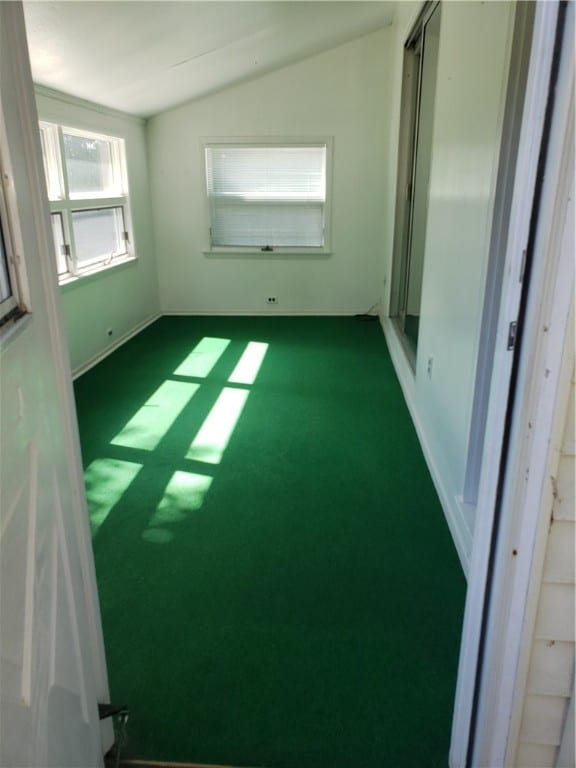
[392,2,441,360]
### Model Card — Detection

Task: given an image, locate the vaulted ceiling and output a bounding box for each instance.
[24,1,397,118]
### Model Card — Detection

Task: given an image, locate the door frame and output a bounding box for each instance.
[451,1,574,764]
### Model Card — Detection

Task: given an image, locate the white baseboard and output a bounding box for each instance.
[160,309,362,316]
[380,315,472,577]
[72,313,161,380]
[72,311,375,379]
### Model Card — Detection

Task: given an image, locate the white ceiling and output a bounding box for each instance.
[24,1,396,118]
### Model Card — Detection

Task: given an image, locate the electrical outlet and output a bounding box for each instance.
[266,296,278,304]
[427,356,433,378]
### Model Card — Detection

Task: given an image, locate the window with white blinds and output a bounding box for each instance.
[204,142,329,251]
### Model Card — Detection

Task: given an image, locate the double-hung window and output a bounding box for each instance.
[39,122,133,281]
[203,140,331,253]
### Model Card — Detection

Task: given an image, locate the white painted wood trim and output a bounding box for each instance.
[34,84,146,125]
[72,312,161,379]
[381,315,472,575]
[462,1,534,506]
[472,2,575,763]
[161,310,370,317]
[73,311,377,380]
[448,3,563,764]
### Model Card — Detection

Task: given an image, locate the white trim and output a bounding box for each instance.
[34,84,146,126]
[73,310,381,377]
[472,3,574,760]
[161,310,365,318]
[202,249,332,258]
[59,253,137,289]
[39,119,135,282]
[462,1,535,506]
[381,315,472,575]
[449,3,563,764]
[199,136,334,255]
[3,2,113,754]
[72,311,161,379]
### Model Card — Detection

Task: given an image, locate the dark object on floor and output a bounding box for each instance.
[100,703,129,768]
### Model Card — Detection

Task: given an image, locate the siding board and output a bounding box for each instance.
[516,367,575,765]
[526,640,574,696]
[519,694,568,746]
[516,741,558,767]
[543,521,575,583]
[560,380,575,456]
[553,456,575,521]
[534,584,575,643]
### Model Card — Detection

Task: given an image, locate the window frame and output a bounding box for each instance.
[0,158,26,329]
[39,121,135,283]
[201,137,333,256]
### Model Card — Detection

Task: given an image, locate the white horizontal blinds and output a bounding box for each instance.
[206,145,326,247]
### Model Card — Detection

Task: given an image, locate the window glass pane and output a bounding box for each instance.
[72,207,126,267]
[206,145,326,247]
[63,132,118,197]
[0,216,12,304]
[50,213,68,275]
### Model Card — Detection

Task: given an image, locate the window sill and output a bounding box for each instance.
[0,309,32,350]
[202,248,331,260]
[59,254,137,290]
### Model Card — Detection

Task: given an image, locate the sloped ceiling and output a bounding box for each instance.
[23,1,397,118]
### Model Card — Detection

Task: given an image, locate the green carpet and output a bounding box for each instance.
[74,316,465,768]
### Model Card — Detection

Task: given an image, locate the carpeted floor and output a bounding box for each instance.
[74,316,466,768]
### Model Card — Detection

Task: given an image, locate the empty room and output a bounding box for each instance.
[0,2,574,768]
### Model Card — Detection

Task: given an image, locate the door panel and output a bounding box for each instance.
[0,4,109,766]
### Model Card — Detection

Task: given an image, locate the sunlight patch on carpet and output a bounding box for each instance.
[228,341,269,385]
[85,458,143,536]
[186,387,250,465]
[111,380,199,451]
[173,337,231,379]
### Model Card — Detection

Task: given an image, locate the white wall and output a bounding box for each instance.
[382,1,516,571]
[147,27,393,315]
[35,88,160,374]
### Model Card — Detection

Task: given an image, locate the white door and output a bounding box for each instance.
[0,4,110,767]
